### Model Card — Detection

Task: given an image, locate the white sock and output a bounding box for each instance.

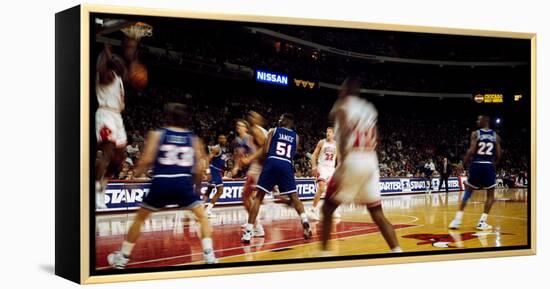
[121,241,135,257]
[245,223,254,231]
[391,247,403,253]
[254,222,262,229]
[300,213,308,223]
[455,211,464,221]
[201,237,213,253]
[479,213,488,222]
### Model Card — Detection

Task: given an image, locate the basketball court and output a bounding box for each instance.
[95,188,528,270]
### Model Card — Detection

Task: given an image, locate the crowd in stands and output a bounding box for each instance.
[110,86,528,185]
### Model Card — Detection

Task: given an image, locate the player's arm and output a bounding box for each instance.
[334,142,340,166]
[133,130,161,176]
[192,137,207,191]
[463,131,478,166]
[241,127,267,166]
[495,134,502,164]
[310,140,323,175]
[263,128,275,157]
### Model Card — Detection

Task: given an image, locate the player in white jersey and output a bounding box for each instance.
[308,127,339,220]
[237,111,269,237]
[320,77,401,254]
[95,44,128,209]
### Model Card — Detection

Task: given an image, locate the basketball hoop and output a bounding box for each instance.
[121,22,153,40]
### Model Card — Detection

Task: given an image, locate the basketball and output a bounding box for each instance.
[129,61,148,90]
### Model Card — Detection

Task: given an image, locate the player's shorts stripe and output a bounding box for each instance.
[279,189,297,195]
[209,165,223,171]
[255,184,271,193]
[153,173,192,178]
[267,156,292,163]
[473,161,493,164]
[485,183,497,189]
[140,202,161,212]
[464,180,480,189]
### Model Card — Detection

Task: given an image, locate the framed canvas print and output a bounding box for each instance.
[55,4,536,284]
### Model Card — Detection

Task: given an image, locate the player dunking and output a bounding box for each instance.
[308,127,339,220]
[321,78,401,253]
[449,115,501,231]
[95,44,127,209]
[204,134,229,218]
[107,103,217,268]
[242,113,312,243]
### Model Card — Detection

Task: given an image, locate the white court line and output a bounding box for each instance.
[96,224,391,270]
[185,224,422,265]
[441,210,528,221]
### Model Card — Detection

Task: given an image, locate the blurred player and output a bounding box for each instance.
[203,134,229,218]
[321,77,401,253]
[308,127,339,220]
[449,115,501,231]
[242,113,312,243]
[95,44,127,209]
[107,103,217,268]
[238,111,269,236]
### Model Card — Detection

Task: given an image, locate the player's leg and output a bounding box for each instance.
[190,205,217,263]
[242,189,266,244]
[362,167,401,253]
[476,166,497,230]
[205,169,223,217]
[95,142,115,209]
[448,183,475,229]
[203,184,214,203]
[287,192,312,239]
[107,207,153,268]
[475,187,495,230]
[438,175,444,191]
[279,164,312,239]
[208,185,224,207]
[321,183,339,251]
[449,164,481,229]
[308,178,326,221]
[367,205,401,252]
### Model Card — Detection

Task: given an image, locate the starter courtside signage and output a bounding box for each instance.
[100,177,462,211]
[256,69,289,86]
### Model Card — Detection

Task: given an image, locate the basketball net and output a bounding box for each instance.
[121,22,153,40]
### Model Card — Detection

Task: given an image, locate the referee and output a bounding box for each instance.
[438,157,451,193]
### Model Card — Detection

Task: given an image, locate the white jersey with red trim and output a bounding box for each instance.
[96,72,125,112]
[317,139,337,168]
[95,72,127,147]
[333,95,378,154]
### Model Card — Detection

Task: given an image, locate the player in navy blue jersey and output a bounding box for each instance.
[241,113,312,243]
[449,115,501,231]
[204,134,228,218]
[107,103,217,269]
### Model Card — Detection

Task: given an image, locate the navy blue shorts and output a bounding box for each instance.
[142,176,202,211]
[209,166,223,187]
[256,158,296,195]
[466,162,496,189]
